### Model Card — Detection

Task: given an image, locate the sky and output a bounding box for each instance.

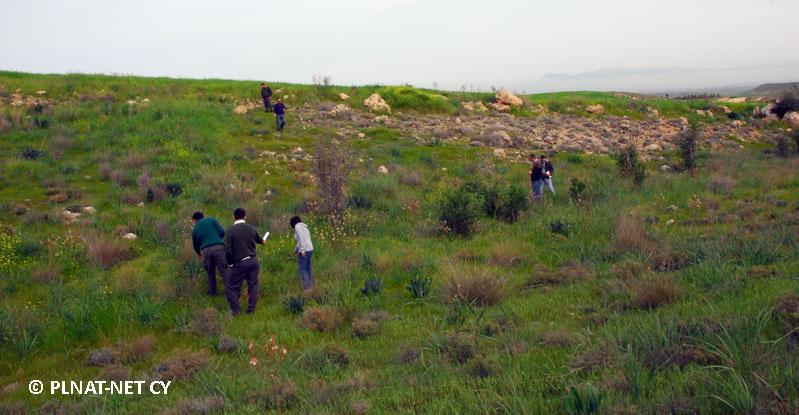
[1,0,797,92]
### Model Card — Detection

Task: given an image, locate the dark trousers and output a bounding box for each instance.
[297,251,313,290]
[225,257,259,315]
[201,245,227,296]
[263,97,272,112]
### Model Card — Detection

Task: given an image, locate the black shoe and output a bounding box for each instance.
[246,309,255,314]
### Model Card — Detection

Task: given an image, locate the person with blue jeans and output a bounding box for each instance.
[541,155,555,196]
[290,216,314,291]
[528,153,544,202]
[274,99,286,132]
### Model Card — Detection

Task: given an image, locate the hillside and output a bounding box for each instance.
[746,82,799,97]
[1,72,798,414]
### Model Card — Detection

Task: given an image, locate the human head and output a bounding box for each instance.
[277,98,282,103]
[233,208,246,220]
[289,216,302,229]
[540,154,548,160]
[191,211,204,223]
[528,153,536,161]
[260,82,265,87]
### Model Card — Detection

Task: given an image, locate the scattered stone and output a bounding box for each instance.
[665,205,679,212]
[82,206,96,214]
[378,165,389,174]
[122,233,138,240]
[460,101,475,112]
[137,202,145,207]
[660,165,671,172]
[486,130,514,147]
[36,90,46,95]
[260,151,276,158]
[493,148,506,157]
[490,102,511,112]
[586,104,605,114]
[732,120,745,127]
[1,382,20,395]
[61,210,81,224]
[292,147,305,156]
[339,93,350,100]
[375,115,390,124]
[363,93,391,112]
[357,133,366,138]
[234,101,258,114]
[785,112,799,129]
[327,103,350,117]
[643,143,661,152]
[666,219,675,225]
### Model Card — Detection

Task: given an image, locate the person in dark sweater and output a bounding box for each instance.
[274,99,286,132]
[260,83,273,112]
[191,211,227,296]
[541,155,555,196]
[223,208,266,315]
[528,153,544,202]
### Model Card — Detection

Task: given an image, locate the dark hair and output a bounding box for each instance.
[234,208,246,220]
[540,154,548,159]
[289,216,302,228]
[528,154,536,159]
[192,211,204,221]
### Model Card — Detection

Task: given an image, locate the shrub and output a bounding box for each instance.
[20,148,44,160]
[568,178,587,204]
[630,277,679,310]
[187,308,222,337]
[301,307,343,332]
[649,250,691,272]
[438,186,481,236]
[467,356,500,378]
[776,135,789,158]
[87,348,117,367]
[550,220,570,236]
[539,330,582,347]
[86,234,133,269]
[165,183,183,197]
[407,275,432,299]
[443,270,504,306]
[168,395,224,415]
[617,145,646,185]
[612,260,647,280]
[314,138,351,218]
[152,350,210,381]
[249,379,298,410]
[562,384,603,415]
[216,335,238,353]
[475,181,529,223]
[611,214,652,255]
[119,335,156,363]
[679,125,700,170]
[772,93,799,119]
[445,332,476,364]
[283,295,306,315]
[708,175,737,194]
[97,364,131,381]
[361,277,382,296]
[399,169,424,186]
[352,318,380,338]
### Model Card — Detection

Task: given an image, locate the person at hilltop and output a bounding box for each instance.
[528,154,544,202]
[541,154,555,196]
[274,99,286,132]
[290,216,314,291]
[191,211,227,297]
[224,208,266,315]
[260,83,273,112]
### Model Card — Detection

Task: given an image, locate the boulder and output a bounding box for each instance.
[784,111,799,129]
[62,210,81,224]
[485,130,514,147]
[327,104,351,117]
[260,151,276,158]
[82,206,96,215]
[660,165,672,172]
[374,115,390,124]
[586,104,605,114]
[377,165,389,174]
[492,148,506,157]
[495,89,523,107]
[122,233,138,241]
[363,93,391,112]
[36,90,46,95]
[460,101,475,112]
[474,101,488,112]
[643,143,662,152]
[490,102,511,112]
[339,93,350,100]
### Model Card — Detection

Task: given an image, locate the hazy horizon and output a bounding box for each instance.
[1,0,797,92]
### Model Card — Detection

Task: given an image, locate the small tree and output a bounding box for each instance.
[772,93,799,119]
[314,138,350,218]
[439,186,480,236]
[679,124,700,170]
[776,135,789,158]
[617,145,646,186]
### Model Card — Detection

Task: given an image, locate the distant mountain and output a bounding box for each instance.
[499,62,799,95]
[745,82,799,97]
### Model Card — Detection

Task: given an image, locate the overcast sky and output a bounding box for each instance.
[1,0,797,91]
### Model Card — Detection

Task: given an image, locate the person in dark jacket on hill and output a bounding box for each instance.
[191,211,227,296]
[224,208,266,315]
[528,154,544,202]
[541,154,555,196]
[274,99,286,132]
[260,83,273,112]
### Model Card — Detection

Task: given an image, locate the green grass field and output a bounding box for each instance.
[0,72,798,414]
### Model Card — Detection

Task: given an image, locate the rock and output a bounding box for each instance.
[719,105,732,114]
[234,102,258,114]
[122,233,138,240]
[364,93,391,112]
[357,133,366,138]
[87,348,116,367]
[61,210,81,224]
[585,104,605,114]
[339,93,350,100]
[665,205,679,212]
[660,165,671,172]
[643,143,661,152]
[495,89,523,107]
[486,130,514,147]
[784,112,799,129]
[666,219,675,225]
[260,151,276,158]
[732,120,745,127]
[36,90,46,95]
[374,115,390,124]
[292,146,304,155]
[82,206,96,214]
[126,99,137,106]
[217,336,238,353]
[137,202,145,207]
[492,148,506,157]
[474,101,488,112]
[490,102,511,112]
[378,165,389,174]
[327,103,350,117]
[460,101,475,112]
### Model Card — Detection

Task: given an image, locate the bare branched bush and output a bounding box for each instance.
[314,138,351,218]
[86,234,134,269]
[630,277,679,310]
[612,214,653,254]
[442,265,505,306]
[301,307,343,332]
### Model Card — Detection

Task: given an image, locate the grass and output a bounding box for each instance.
[0,71,798,413]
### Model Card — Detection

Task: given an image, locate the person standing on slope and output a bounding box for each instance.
[290,216,314,291]
[191,211,228,297]
[541,154,555,196]
[529,153,544,202]
[224,208,266,315]
[274,99,286,132]
[260,83,273,112]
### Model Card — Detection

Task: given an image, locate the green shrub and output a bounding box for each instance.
[283,295,306,315]
[568,178,587,204]
[679,125,700,170]
[617,145,646,185]
[407,275,432,299]
[361,277,382,296]
[438,186,481,236]
[562,384,602,415]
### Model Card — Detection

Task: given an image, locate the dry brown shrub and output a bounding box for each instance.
[612,260,647,280]
[301,307,343,332]
[445,332,476,364]
[612,214,654,254]
[86,234,134,269]
[352,318,380,338]
[526,261,595,288]
[442,269,505,307]
[314,137,351,217]
[123,153,146,169]
[571,342,615,372]
[188,308,222,337]
[708,175,737,194]
[487,243,526,268]
[152,350,210,381]
[120,335,156,363]
[248,379,298,410]
[467,356,500,378]
[538,330,583,347]
[398,168,424,186]
[397,345,421,364]
[630,277,679,310]
[747,265,778,279]
[165,395,224,415]
[97,364,131,381]
[648,250,691,272]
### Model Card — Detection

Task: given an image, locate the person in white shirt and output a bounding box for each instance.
[290,216,314,290]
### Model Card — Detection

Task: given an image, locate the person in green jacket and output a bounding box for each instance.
[191,211,227,296]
